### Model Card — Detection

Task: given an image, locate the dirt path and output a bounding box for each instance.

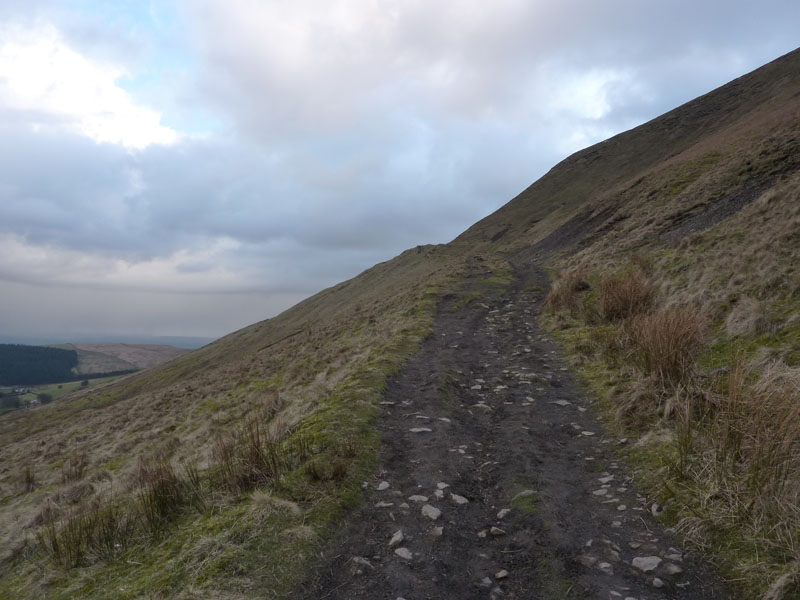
[299,262,728,599]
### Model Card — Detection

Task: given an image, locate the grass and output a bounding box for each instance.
[0,244,468,599]
[544,231,800,597]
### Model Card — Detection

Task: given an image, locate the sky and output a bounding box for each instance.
[0,1,798,343]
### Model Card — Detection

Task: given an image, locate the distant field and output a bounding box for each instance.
[54,343,190,375]
[0,374,125,411]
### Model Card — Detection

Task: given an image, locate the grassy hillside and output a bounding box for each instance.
[0,244,501,599]
[526,49,800,595]
[0,47,799,599]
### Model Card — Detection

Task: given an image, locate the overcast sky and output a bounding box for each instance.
[0,1,797,342]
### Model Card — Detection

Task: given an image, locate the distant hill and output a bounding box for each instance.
[53,343,191,375]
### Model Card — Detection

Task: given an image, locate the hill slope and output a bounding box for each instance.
[0,49,798,599]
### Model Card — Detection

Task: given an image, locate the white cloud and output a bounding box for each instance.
[0,23,177,149]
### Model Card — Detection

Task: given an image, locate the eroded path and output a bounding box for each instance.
[300,263,727,599]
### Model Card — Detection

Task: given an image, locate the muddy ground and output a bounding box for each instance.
[298,261,728,600]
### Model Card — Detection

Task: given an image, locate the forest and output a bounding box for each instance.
[0,344,79,385]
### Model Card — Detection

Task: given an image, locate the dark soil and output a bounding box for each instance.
[298,261,729,600]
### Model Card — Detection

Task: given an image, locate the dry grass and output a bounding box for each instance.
[598,269,656,322]
[544,266,590,315]
[622,305,708,386]
[61,452,88,484]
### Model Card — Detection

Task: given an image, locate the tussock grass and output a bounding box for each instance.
[61,452,88,484]
[598,269,656,322]
[544,266,590,315]
[622,305,708,386]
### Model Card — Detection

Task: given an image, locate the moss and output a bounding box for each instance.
[510,488,538,514]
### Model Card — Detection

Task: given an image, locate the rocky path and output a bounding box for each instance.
[299,263,728,599]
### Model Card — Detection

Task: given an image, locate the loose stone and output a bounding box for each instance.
[421,504,441,520]
[408,495,428,503]
[389,530,404,547]
[497,508,511,519]
[663,562,684,575]
[490,526,506,536]
[410,427,432,433]
[451,493,469,505]
[377,481,390,491]
[394,547,413,560]
[632,556,662,572]
[495,569,509,579]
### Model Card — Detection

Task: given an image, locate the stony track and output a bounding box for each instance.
[299,262,728,600]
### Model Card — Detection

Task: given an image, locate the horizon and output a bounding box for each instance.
[0,1,798,339]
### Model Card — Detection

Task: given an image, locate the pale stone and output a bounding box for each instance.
[632,556,662,572]
[389,530,404,547]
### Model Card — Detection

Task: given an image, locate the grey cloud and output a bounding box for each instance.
[1,0,799,338]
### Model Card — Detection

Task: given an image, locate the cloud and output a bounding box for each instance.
[0,0,799,338]
[0,23,177,148]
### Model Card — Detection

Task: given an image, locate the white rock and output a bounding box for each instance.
[490,527,506,536]
[389,530,404,547]
[652,577,665,588]
[631,556,662,572]
[451,493,469,505]
[408,495,428,503]
[663,562,684,575]
[495,569,509,579]
[552,400,571,406]
[410,427,432,433]
[394,547,413,560]
[421,504,441,520]
[436,482,450,489]
[430,526,443,537]
[497,508,511,519]
[377,481,390,491]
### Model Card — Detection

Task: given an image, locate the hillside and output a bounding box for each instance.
[0,48,798,599]
[55,343,191,375]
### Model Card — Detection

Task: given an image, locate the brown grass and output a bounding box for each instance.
[598,270,656,321]
[622,305,708,385]
[61,452,88,484]
[544,266,590,315]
